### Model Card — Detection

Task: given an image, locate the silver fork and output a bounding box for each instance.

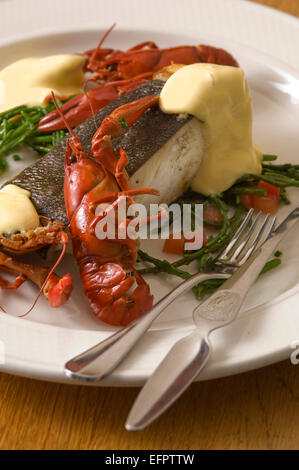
[64,209,275,382]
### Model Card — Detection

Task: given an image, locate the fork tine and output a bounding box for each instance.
[264,216,277,241]
[238,214,275,265]
[228,211,263,264]
[218,208,254,262]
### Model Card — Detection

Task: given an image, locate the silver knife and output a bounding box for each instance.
[125,208,299,431]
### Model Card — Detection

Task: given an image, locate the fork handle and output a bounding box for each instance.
[64,272,229,382]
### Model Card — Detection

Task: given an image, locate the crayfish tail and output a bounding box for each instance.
[96,276,153,327]
[80,258,153,326]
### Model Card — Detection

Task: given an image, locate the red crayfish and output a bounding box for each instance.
[53,92,161,326]
[0,220,73,310]
[38,25,238,132]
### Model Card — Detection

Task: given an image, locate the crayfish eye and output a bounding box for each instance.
[107,64,116,72]
[69,155,77,164]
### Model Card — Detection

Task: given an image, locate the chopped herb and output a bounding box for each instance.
[260,258,282,274]
[119,117,129,130]
[274,250,282,258]
[280,188,291,205]
[192,279,224,301]
[263,154,278,162]
[12,154,21,161]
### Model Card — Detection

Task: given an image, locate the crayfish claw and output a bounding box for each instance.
[0,272,27,290]
[46,273,74,308]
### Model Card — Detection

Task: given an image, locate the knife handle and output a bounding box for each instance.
[64,272,229,382]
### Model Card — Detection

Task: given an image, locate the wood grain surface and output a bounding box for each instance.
[0,0,299,451]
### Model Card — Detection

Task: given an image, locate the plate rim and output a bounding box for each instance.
[0,0,298,47]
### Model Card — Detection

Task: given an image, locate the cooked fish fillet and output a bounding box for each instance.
[131,118,204,207]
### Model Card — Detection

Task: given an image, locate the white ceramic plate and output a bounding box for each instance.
[0,0,299,385]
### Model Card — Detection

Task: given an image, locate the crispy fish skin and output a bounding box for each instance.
[6,81,201,224]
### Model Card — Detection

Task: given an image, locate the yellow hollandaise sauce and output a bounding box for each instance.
[0,54,86,113]
[159,63,262,195]
[0,185,40,235]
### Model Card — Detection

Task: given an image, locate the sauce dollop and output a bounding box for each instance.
[159,63,262,195]
[0,184,40,235]
[0,54,85,113]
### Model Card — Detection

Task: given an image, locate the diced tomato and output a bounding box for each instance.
[239,194,253,211]
[240,181,280,214]
[257,181,280,198]
[163,234,185,255]
[163,231,207,256]
[203,202,222,229]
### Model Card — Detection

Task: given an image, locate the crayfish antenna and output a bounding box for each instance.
[18,234,71,318]
[51,92,83,151]
[89,23,117,67]
[83,79,98,132]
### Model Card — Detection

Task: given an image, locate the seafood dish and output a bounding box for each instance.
[0,26,298,327]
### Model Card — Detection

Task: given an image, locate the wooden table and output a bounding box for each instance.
[1,0,299,451]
